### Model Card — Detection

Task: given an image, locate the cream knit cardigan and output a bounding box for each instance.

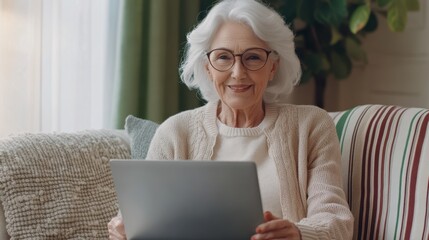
[146,101,353,239]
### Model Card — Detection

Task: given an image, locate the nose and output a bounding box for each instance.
[231,56,247,79]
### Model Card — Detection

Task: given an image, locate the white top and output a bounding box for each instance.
[212,118,282,217]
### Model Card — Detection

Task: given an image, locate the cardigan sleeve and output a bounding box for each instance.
[145,125,171,160]
[295,108,354,240]
[145,104,215,161]
[146,113,190,160]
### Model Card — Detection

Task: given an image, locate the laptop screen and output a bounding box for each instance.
[110,160,263,239]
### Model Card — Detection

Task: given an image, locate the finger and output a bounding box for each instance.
[108,229,126,240]
[256,219,292,233]
[264,211,280,222]
[252,231,290,240]
[252,228,299,240]
[108,217,125,233]
[108,216,126,239]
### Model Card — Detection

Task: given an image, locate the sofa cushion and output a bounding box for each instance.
[125,115,159,159]
[0,130,130,239]
[331,105,429,240]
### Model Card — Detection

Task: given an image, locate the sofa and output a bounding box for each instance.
[0,105,428,239]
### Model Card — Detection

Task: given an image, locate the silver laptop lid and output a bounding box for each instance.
[110,160,263,240]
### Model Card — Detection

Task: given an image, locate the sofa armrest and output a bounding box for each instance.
[0,203,9,240]
[0,130,129,239]
[106,129,130,150]
[331,104,429,239]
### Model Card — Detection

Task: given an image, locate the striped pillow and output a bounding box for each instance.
[331,105,429,240]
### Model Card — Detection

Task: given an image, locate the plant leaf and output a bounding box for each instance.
[320,53,331,71]
[407,0,420,11]
[376,0,392,7]
[299,51,330,84]
[349,5,371,34]
[330,26,343,45]
[303,53,324,74]
[267,0,297,23]
[299,69,313,84]
[297,0,316,24]
[345,37,368,63]
[330,51,352,79]
[349,0,365,4]
[314,0,348,26]
[363,11,378,33]
[387,0,407,32]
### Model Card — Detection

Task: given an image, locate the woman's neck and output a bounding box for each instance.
[217,101,265,128]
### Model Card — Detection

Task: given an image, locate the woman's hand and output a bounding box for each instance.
[251,211,301,240]
[108,212,127,240]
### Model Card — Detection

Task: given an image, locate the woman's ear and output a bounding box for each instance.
[205,64,212,79]
[268,59,279,81]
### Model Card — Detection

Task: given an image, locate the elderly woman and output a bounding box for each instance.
[108,0,354,239]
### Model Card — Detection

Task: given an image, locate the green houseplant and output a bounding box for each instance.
[267,0,420,108]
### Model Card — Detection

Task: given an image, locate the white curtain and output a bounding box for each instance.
[0,0,119,137]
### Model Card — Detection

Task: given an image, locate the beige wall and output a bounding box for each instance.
[287,78,339,112]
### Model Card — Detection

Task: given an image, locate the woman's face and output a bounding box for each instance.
[206,21,278,111]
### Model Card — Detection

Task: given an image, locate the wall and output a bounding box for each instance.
[287,78,339,112]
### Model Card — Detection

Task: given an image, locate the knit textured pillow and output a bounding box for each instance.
[331,105,429,240]
[0,130,130,239]
[125,115,159,159]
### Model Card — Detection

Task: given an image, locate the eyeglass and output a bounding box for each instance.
[206,47,272,72]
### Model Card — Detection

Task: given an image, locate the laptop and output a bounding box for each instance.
[110,160,264,240]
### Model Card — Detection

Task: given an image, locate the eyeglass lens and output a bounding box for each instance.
[207,48,270,71]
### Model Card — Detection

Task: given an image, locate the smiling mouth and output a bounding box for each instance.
[228,85,252,92]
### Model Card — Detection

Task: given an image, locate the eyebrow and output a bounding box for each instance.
[209,47,268,53]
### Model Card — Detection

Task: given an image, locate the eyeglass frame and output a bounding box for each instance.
[206,47,273,72]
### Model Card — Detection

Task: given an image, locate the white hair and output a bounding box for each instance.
[179,0,301,103]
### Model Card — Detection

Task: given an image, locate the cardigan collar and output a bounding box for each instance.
[203,100,279,135]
